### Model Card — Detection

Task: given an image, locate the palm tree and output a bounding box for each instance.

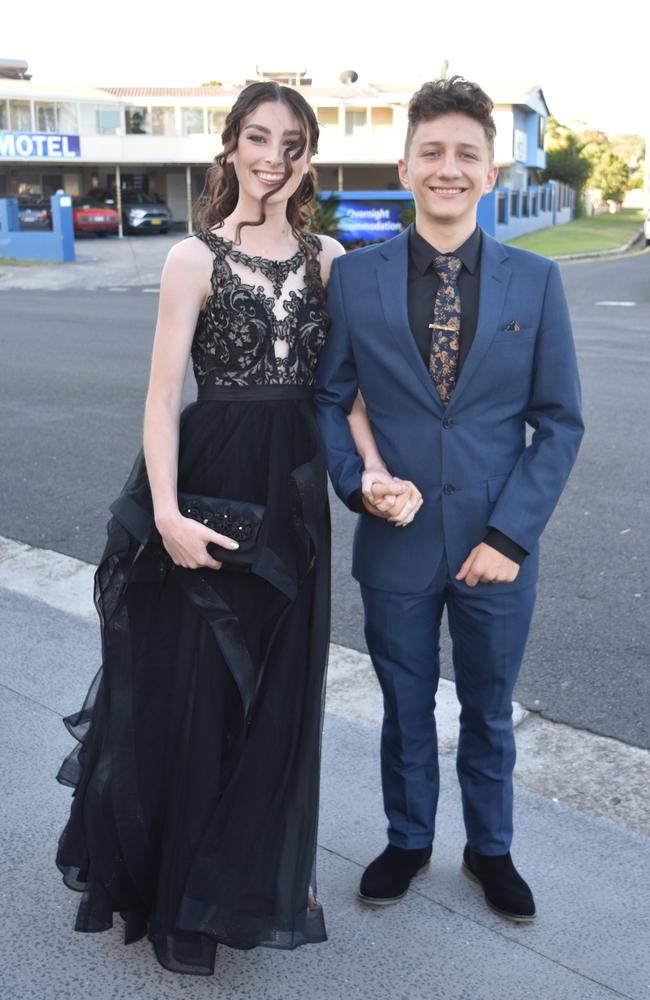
[309,194,341,237]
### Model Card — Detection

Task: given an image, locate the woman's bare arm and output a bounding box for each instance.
[143,238,238,569]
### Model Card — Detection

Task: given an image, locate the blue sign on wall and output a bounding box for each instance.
[334,200,404,243]
[0,132,81,159]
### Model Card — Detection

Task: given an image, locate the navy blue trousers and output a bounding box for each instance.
[361,555,536,855]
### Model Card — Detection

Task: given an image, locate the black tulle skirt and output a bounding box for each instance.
[56,389,330,975]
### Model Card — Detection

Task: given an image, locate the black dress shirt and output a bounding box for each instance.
[348,225,528,566]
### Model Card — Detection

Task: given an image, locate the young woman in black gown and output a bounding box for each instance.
[54,82,416,975]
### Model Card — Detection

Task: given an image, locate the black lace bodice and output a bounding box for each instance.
[191,230,326,388]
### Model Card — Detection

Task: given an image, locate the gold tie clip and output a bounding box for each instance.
[429,323,459,332]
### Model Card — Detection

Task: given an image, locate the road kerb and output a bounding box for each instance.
[1,534,647,836]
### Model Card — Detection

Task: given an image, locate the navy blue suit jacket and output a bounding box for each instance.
[314,227,585,594]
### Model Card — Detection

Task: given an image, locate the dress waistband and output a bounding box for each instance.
[196,384,314,402]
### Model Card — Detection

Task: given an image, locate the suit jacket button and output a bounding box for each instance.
[443,483,456,495]
[442,417,454,429]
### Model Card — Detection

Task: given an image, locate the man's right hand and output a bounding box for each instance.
[363,479,423,527]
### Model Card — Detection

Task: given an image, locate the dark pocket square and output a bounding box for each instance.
[504,320,522,332]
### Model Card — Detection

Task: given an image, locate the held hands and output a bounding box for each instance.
[361,468,423,527]
[456,543,520,588]
[156,511,239,571]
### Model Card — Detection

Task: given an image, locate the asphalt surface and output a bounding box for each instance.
[1,250,649,747]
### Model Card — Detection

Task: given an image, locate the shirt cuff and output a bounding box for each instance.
[347,488,366,514]
[483,529,528,565]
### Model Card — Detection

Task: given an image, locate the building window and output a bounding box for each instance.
[35,102,58,132]
[510,192,519,217]
[371,107,393,130]
[538,115,545,150]
[99,105,122,135]
[126,107,149,134]
[531,193,538,215]
[182,107,205,135]
[345,108,367,136]
[0,101,8,130]
[208,109,227,134]
[152,107,176,136]
[317,107,338,126]
[9,100,31,130]
[521,192,529,217]
[540,189,546,211]
[57,103,78,134]
[497,192,507,224]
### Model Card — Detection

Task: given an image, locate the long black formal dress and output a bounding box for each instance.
[56,231,330,975]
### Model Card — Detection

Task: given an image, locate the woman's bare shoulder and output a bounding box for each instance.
[165,233,214,265]
[315,234,346,284]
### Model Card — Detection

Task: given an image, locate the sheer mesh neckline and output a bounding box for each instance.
[199,229,307,265]
[196,229,319,301]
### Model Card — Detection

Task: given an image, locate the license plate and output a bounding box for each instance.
[150,218,162,225]
[89,215,106,222]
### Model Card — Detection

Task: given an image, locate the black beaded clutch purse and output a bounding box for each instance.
[177,493,265,571]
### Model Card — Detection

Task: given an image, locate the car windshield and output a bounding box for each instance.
[124,191,157,204]
[73,197,106,207]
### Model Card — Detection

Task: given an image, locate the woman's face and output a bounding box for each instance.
[228,100,311,208]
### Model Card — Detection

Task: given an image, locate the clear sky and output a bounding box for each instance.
[4,0,648,137]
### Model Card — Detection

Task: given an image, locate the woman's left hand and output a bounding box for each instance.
[361,466,404,511]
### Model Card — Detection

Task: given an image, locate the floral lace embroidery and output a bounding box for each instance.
[191,231,325,388]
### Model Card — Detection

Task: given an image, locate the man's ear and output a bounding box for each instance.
[398,158,410,190]
[485,164,499,193]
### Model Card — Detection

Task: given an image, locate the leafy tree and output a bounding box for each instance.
[543,119,594,215]
[309,194,341,237]
[609,134,645,168]
[577,129,609,150]
[585,148,630,203]
[543,136,591,191]
[400,202,416,227]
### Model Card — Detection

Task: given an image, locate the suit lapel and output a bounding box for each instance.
[447,232,512,412]
[376,228,444,410]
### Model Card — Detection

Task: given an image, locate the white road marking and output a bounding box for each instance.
[595,300,637,306]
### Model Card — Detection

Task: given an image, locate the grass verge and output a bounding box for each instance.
[505,208,645,257]
[0,257,59,267]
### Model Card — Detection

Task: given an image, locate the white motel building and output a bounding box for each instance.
[0,63,573,241]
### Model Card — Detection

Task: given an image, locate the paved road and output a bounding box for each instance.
[1,250,649,746]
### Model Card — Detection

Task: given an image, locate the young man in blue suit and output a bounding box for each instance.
[314,77,584,921]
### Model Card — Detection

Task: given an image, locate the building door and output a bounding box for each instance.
[42,173,64,196]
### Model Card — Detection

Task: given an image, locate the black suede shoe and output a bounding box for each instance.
[462,844,536,922]
[358,844,432,905]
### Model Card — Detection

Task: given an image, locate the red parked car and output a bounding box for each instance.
[72,197,119,236]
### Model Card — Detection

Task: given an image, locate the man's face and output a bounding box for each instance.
[398,113,498,229]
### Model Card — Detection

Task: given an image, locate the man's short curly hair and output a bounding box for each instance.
[405,76,496,158]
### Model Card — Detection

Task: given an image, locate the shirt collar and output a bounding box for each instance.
[409,223,482,276]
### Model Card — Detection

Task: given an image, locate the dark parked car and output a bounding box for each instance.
[88,189,172,233]
[17,196,51,230]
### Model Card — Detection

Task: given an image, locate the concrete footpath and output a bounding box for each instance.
[1,229,647,292]
[0,536,648,1000]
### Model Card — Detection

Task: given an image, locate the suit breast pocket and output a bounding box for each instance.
[490,327,536,349]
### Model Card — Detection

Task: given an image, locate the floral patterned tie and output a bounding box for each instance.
[429,254,462,406]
